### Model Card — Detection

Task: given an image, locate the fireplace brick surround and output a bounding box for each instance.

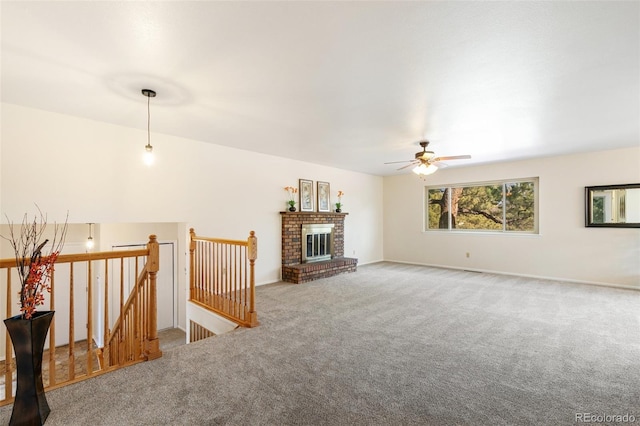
[280,212,358,283]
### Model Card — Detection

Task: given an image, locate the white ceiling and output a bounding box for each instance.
[1,1,638,176]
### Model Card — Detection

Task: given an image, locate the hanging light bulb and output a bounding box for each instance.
[142,89,156,166]
[86,223,94,250]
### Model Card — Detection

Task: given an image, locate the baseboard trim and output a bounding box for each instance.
[383,259,640,291]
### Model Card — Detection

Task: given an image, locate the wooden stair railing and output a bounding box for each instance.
[103,234,162,367]
[0,235,161,406]
[189,229,258,328]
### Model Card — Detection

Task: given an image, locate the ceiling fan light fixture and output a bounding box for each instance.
[385,139,471,174]
[412,163,438,176]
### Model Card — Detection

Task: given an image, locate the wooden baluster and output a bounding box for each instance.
[204,241,208,305]
[222,242,226,310]
[203,241,207,304]
[216,241,219,307]
[202,241,206,305]
[134,256,140,361]
[102,260,109,369]
[197,231,202,303]
[126,313,130,362]
[199,241,203,304]
[4,268,13,401]
[237,247,241,320]
[209,242,212,304]
[145,235,162,360]
[87,260,93,376]
[224,243,228,314]
[141,269,146,358]
[49,267,56,385]
[69,262,75,380]
[217,242,221,310]
[214,241,218,307]
[119,257,125,365]
[223,244,227,313]
[233,246,237,317]
[130,308,135,361]
[232,245,236,317]
[201,240,205,304]
[243,246,248,320]
[219,242,223,309]
[216,242,219,306]
[133,272,139,361]
[206,241,209,304]
[221,244,228,315]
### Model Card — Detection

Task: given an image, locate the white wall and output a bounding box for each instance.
[383,146,640,288]
[0,103,384,286]
[5,102,635,291]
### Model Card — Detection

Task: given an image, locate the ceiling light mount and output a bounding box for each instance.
[142,89,156,98]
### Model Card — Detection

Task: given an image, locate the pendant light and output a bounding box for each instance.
[86,223,94,250]
[142,89,156,166]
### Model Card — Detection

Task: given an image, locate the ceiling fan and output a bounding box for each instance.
[385,140,471,176]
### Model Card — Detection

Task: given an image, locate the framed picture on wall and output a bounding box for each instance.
[317,181,331,212]
[299,179,314,212]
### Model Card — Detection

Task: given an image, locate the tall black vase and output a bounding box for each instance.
[4,311,54,426]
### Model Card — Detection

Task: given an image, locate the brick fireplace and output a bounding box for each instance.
[281,212,358,284]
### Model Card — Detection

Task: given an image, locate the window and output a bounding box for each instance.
[425,178,538,233]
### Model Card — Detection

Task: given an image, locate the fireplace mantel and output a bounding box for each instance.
[280,211,357,283]
[279,211,348,216]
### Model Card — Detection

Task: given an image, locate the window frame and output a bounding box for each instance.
[424,177,539,234]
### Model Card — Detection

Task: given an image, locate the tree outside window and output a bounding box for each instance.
[426,179,537,233]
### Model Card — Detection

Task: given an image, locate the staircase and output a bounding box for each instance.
[1,230,259,406]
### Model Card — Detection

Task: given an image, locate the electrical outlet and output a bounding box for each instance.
[466,252,470,258]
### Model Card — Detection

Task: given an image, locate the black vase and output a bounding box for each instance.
[335,208,342,213]
[288,206,296,212]
[4,311,55,426]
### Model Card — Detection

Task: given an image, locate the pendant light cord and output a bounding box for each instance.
[147,94,151,147]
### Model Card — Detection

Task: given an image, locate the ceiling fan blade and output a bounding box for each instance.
[430,161,447,168]
[384,160,414,164]
[397,161,419,170]
[431,155,471,162]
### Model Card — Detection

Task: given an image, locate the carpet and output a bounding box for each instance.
[1,262,638,425]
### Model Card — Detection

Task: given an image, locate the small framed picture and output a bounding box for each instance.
[299,179,314,212]
[317,181,331,212]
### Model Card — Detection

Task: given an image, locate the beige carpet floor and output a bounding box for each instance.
[0,262,638,425]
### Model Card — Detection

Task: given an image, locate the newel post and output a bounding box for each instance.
[145,234,162,360]
[247,231,259,327]
[189,228,196,301]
